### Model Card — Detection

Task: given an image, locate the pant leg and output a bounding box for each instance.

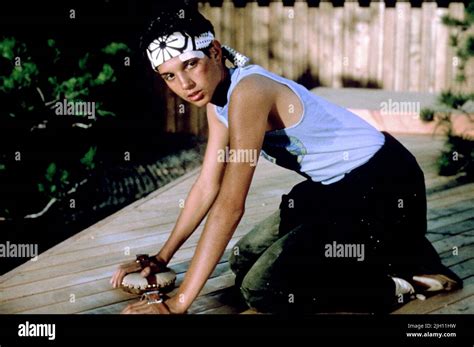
[239,178,397,314]
[228,210,282,287]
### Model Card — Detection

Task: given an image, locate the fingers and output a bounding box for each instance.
[110,261,141,288]
[122,300,146,314]
[121,300,170,314]
[140,266,151,278]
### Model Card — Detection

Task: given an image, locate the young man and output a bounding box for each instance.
[110,6,462,314]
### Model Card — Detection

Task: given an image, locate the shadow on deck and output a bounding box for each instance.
[0,134,473,315]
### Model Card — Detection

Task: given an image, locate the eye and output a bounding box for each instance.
[185,59,198,69]
[163,74,175,82]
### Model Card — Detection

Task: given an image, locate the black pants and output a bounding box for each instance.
[230,131,462,313]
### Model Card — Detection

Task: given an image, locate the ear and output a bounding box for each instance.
[209,40,223,60]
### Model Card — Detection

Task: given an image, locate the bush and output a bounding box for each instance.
[420,2,474,181]
[0,36,132,219]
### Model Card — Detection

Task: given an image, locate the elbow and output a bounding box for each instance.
[213,197,245,219]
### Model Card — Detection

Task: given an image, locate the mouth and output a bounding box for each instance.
[187,90,204,101]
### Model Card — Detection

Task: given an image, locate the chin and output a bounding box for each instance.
[191,95,210,107]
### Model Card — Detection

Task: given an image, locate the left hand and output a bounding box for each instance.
[121,299,171,314]
[122,291,175,314]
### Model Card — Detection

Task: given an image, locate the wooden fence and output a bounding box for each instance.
[160,1,471,136]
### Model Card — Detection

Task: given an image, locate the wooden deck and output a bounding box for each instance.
[0,134,473,314]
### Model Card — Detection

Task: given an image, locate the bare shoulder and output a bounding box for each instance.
[230,74,277,104]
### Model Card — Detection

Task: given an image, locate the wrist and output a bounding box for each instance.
[154,253,170,265]
[166,295,188,314]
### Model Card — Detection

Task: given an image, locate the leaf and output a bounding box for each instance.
[80,146,97,170]
[60,169,70,183]
[102,42,130,55]
[50,184,57,193]
[94,64,115,85]
[38,183,45,193]
[0,37,15,60]
[78,53,89,70]
[47,39,55,48]
[45,162,57,182]
[96,109,116,117]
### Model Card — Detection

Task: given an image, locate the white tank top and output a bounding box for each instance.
[214,64,385,185]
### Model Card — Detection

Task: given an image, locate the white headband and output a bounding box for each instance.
[146,31,214,70]
[146,31,250,70]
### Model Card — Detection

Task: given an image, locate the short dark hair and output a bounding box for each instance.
[140,5,215,56]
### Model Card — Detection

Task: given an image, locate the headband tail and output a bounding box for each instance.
[221,45,250,68]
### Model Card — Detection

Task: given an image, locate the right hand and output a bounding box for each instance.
[110,256,167,289]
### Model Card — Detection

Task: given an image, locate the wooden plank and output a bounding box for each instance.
[408,7,422,92]
[79,269,235,314]
[427,199,474,224]
[382,6,396,90]
[354,5,371,87]
[308,5,319,83]
[428,210,474,232]
[392,277,474,314]
[0,167,203,283]
[394,2,410,91]
[368,1,384,86]
[428,187,474,209]
[294,1,308,83]
[17,267,234,314]
[269,1,283,76]
[428,226,474,243]
[252,2,269,68]
[431,230,474,255]
[427,183,474,203]
[221,0,234,51]
[319,1,333,86]
[281,3,294,80]
[449,258,474,280]
[332,5,344,88]
[434,6,449,93]
[0,257,232,314]
[11,207,276,280]
[441,243,474,268]
[0,218,257,282]
[420,2,437,92]
[234,6,246,60]
[430,293,474,313]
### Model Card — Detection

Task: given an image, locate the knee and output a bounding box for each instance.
[240,274,271,312]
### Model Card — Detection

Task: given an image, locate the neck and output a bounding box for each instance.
[210,67,231,107]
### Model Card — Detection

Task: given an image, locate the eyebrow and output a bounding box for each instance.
[159,58,197,76]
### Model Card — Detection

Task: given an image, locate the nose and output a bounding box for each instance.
[176,73,195,91]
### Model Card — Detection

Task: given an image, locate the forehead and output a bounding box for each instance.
[157,55,183,73]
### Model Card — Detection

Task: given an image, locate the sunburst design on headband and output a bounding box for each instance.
[147,32,190,68]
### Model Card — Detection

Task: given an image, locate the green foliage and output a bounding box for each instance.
[102,42,130,55]
[439,91,474,110]
[428,1,474,181]
[80,146,97,170]
[0,37,130,117]
[38,162,72,198]
[437,134,474,178]
[0,36,131,213]
[442,1,474,84]
[420,108,435,122]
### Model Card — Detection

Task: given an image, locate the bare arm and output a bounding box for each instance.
[155,104,229,263]
[167,75,275,313]
[111,104,228,288]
